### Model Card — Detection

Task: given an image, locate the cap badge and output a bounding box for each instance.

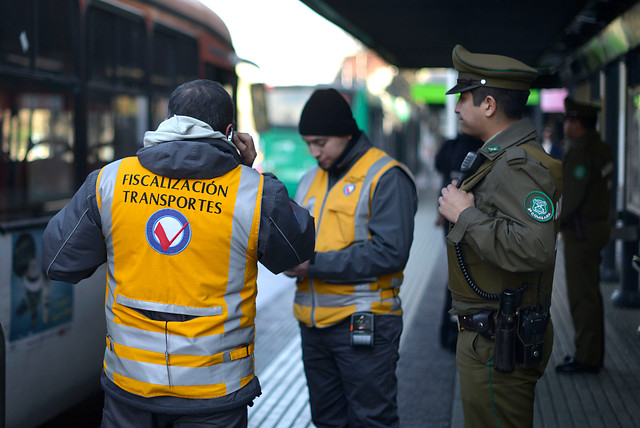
[524,191,554,222]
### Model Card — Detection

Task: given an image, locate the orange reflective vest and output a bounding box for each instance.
[294,147,409,327]
[96,157,262,399]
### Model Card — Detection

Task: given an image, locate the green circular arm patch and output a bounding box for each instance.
[524,191,554,222]
[573,165,587,179]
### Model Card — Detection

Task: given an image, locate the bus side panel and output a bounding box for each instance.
[1,228,105,428]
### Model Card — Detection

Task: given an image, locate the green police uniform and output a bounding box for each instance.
[559,98,613,370]
[445,45,563,428]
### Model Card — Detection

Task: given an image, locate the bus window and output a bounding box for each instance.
[151,25,198,88]
[264,86,314,129]
[87,91,148,172]
[151,95,170,132]
[36,0,80,75]
[0,87,75,221]
[0,0,79,75]
[87,5,146,87]
[0,0,34,69]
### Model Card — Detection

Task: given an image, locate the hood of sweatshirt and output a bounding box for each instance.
[136,115,243,180]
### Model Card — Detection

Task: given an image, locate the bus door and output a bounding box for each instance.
[0,82,75,216]
[0,77,76,335]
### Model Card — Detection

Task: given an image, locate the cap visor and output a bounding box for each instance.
[445,83,480,95]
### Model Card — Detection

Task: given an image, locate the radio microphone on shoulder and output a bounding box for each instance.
[456,151,484,188]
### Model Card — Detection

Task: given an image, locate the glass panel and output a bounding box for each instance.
[626,86,640,216]
[151,95,170,130]
[151,26,198,88]
[0,84,75,221]
[0,0,35,69]
[175,37,198,85]
[87,5,145,86]
[87,91,148,172]
[117,16,146,85]
[36,0,80,75]
[0,0,80,75]
[87,7,115,83]
[264,86,314,128]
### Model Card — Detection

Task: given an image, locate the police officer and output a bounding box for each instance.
[284,88,417,428]
[42,79,315,427]
[438,45,562,428]
[555,97,612,374]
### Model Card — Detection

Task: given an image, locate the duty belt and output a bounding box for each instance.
[457,311,496,339]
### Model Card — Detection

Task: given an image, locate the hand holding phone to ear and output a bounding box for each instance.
[232,131,257,167]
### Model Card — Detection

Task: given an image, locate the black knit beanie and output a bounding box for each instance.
[298,88,359,136]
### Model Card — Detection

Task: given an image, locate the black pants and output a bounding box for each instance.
[300,315,402,428]
[101,394,247,428]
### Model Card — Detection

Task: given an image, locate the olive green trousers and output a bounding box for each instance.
[562,223,609,367]
[456,324,552,428]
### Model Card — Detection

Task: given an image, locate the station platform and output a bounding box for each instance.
[248,187,640,428]
[39,188,640,427]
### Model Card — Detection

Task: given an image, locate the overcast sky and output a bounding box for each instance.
[200,0,362,86]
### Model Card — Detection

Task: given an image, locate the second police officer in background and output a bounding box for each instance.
[555,97,613,374]
[284,88,418,428]
[438,45,563,428]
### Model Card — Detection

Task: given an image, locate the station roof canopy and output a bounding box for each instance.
[299,0,638,86]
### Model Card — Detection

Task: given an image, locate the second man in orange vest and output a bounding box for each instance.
[285,88,417,428]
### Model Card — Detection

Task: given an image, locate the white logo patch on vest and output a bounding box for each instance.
[343,183,356,196]
[146,208,191,255]
[524,191,554,222]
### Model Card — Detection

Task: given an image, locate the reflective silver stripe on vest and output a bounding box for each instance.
[295,289,400,312]
[353,156,393,244]
[107,321,254,357]
[98,160,122,329]
[116,295,223,317]
[103,345,253,386]
[295,165,319,206]
[390,276,404,288]
[224,166,261,337]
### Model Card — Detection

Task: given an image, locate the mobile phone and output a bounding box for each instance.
[227,126,234,142]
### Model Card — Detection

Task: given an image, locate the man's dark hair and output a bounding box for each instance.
[168,79,234,131]
[471,87,530,120]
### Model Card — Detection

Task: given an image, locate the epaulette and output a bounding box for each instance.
[506,146,527,166]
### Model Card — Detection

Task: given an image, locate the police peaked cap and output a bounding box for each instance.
[564,97,600,119]
[446,45,538,94]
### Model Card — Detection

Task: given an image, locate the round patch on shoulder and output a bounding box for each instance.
[524,191,554,222]
[573,165,587,179]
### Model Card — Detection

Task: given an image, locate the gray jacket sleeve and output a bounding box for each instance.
[258,173,315,274]
[308,167,417,280]
[42,170,107,283]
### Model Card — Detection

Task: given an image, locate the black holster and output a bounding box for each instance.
[493,289,518,372]
[515,306,549,368]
